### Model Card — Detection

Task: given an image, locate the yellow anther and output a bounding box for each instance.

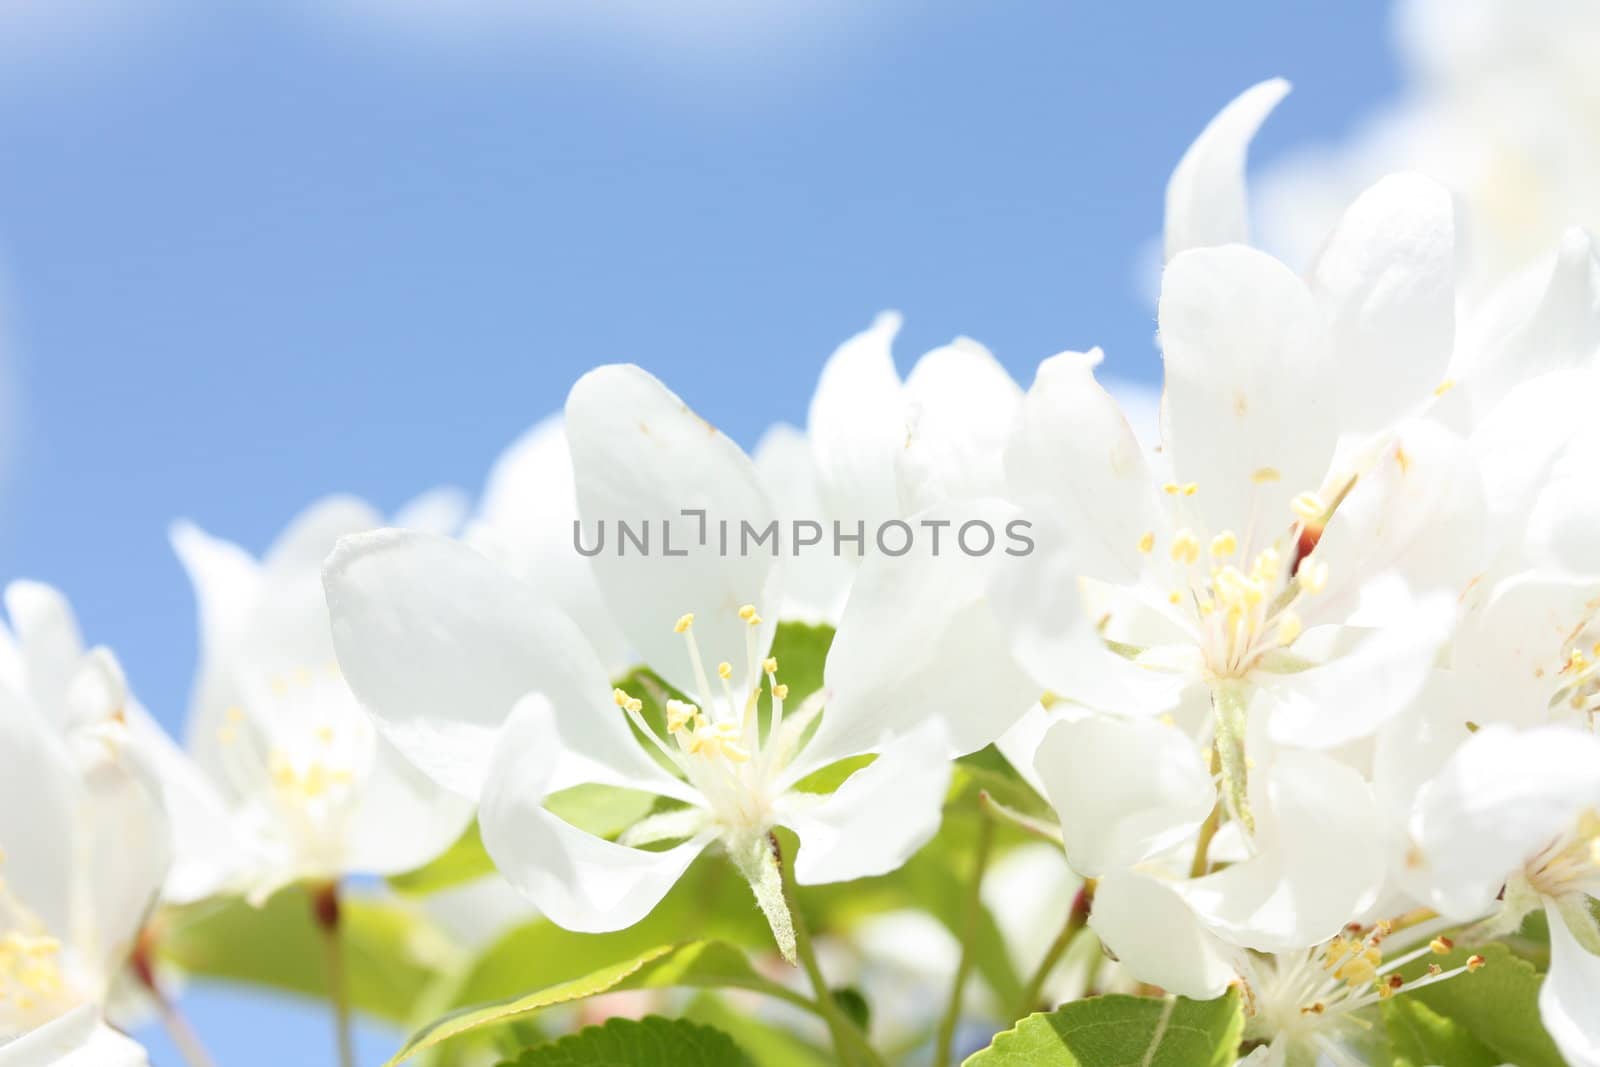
[763,657,778,674]
[665,699,696,733]
[1276,610,1302,646]
[626,697,643,714]
[1170,528,1200,564]
[613,688,630,707]
[1298,558,1330,595]
[1181,482,1198,496]
[1252,467,1281,484]
[1434,378,1457,397]
[674,613,695,633]
[315,725,335,744]
[226,707,246,724]
[1168,590,1183,605]
[1430,937,1454,955]
[772,684,790,700]
[1427,963,1443,976]
[738,604,757,621]
[1137,530,1155,554]
[1291,491,1326,523]
[717,661,733,680]
[1323,939,1354,967]
[1567,648,1589,673]
[1209,531,1237,558]
[1162,481,1181,495]
[1466,954,1486,973]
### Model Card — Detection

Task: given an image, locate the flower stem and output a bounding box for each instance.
[311,880,356,1067]
[1189,745,1223,879]
[934,812,996,1067]
[129,927,218,1067]
[772,833,881,1067]
[1013,880,1093,1020]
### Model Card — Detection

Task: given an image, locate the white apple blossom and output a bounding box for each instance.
[1258,0,1600,290]
[324,364,1037,960]
[1409,725,1600,1066]
[0,583,169,1065]
[153,495,474,905]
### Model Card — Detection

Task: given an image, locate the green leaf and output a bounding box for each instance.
[963,992,1243,1067]
[393,785,659,896]
[802,812,1026,1008]
[1384,997,1500,1067]
[157,887,454,1024]
[1392,941,1565,1067]
[389,822,496,895]
[496,1016,755,1067]
[683,993,835,1067]
[389,941,817,1064]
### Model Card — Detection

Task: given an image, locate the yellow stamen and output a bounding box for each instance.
[674,613,695,633]
[1209,531,1238,558]
[1137,530,1155,554]
[1291,491,1326,523]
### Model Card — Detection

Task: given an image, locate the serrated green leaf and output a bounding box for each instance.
[962,992,1242,1067]
[389,941,817,1064]
[1384,997,1500,1067]
[496,1016,755,1067]
[157,887,454,1024]
[1394,941,1565,1067]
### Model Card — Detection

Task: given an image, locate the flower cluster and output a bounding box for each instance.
[4,72,1600,1067]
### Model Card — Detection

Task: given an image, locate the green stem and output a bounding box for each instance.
[772,834,882,1067]
[311,880,356,1067]
[934,813,996,1067]
[1190,744,1223,880]
[1013,880,1093,1020]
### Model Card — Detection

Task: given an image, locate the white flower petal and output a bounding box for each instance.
[0,1008,148,1067]
[262,495,384,578]
[469,414,632,675]
[752,423,855,625]
[324,529,680,801]
[1309,173,1457,431]
[1452,227,1600,422]
[1005,351,1164,585]
[1412,725,1600,920]
[566,364,781,698]
[1179,750,1382,951]
[4,580,86,719]
[343,735,476,877]
[896,339,1021,512]
[1265,584,1456,750]
[1468,369,1600,567]
[807,312,905,530]
[988,510,1190,717]
[1542,899,1600,1067]
[802,500,1038,779]
[122,703,242,905]
[780,721,952,885]
[0,681,79,938]
[479,695,711,933]
[1453,571,1600,722]
[1305,420,1484,628]
[1033,716,1214,877]
[1164,78,1290,261]
[1159,245,1338,537]
[1089,869,1236,1000]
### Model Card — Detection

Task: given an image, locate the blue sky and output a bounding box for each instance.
[0,2,1401,1062]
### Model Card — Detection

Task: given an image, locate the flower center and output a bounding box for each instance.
[613,606,807,838]
[1244,918,1483,1058]
[1555,638,1600,730]
[214,665,376,874]
[1526,810,1600,899]
[0,851,84,1041]
[1136,474,1341,680]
